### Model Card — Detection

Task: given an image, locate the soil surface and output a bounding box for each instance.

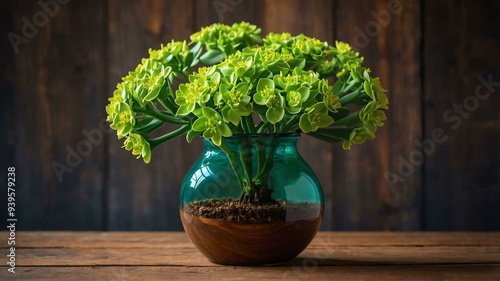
[183,198,318,224]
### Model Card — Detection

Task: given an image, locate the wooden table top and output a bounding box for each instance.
[1,232,499,280]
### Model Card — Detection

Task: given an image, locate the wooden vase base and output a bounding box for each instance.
[180,210,322,265]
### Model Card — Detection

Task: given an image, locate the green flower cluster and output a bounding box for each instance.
[106,21,389,164]
[191,22,262,65]
[174,46,345,146]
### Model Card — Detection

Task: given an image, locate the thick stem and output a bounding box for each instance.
[238,184,273,205]
[244,115,256,133]
[339,87,363,105]
[149,125,190,149]
[219,139,246,188]
[280,115,299,132]
[239,137,253,196]
[220,136,276,205]
[333,112,361,127]
[134,105,188,125]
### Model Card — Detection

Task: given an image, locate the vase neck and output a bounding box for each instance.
[202,134,299,153]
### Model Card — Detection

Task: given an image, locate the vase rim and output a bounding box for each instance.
[200,133,301,148]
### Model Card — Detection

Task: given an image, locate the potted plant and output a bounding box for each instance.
[106,22,388,265]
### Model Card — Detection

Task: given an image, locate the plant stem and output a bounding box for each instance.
[149,125,190,149]
[219,138,246,187]
[253,141,276,185]
[339,87,362,105]
[333,112,361,126]
[240,116,249,132]
[257,122,271,133]
[307,127,354,143]
[338,78,357,96]
[134,118,164,134]
[134,105,188,125]
[239,137,253,195]
[158,85,178,114]
[254,121,265,132]
[281,115,299,132]
[244,115,256,133]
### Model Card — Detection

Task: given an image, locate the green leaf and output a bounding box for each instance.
[228,109,240,125]
[235,82,250,96]
[212,133,222,146]
[176,103,194,116]
[312,102,328,113]
[288,58,306,69]
[202,107,219,118]
[189,42,203,59]
[222,106,239,126]
[317,114,334,127]
[142,147,151,164]
[203,129,214,138]
[200,49,226,65]
[255,79,275,105]
[299,113,314,133]
[186,129,201,143]
[266,107,284,124]
[214,91,223,105]
[285,107,301,114]
[267,60,290,74]
[192,117,208,131]
[297,86,310,102]
[333,80,343,95]
[219,123,232,137]
[363,80,375,100]
[254,92,268,105]
[178,84,190,96]
[143,86,162,103]
[332,107,351,118]
[211,71,221,83]
[257,78,274,92]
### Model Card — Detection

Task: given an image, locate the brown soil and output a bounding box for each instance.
[183,198,318,224]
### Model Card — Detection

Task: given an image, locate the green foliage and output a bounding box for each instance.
[106,21,389,164]
[123,133,151,164]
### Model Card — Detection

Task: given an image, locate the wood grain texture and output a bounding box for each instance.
[11,0,106,230]
[194,0,262,27]
[180,211,321,265]
[8,231,500,248]
[334,0,422,230]
[107,0,200,231]
[0,232,499,280]
[9,245,500,266]
[4,265,500,281]
[423,0,500,230]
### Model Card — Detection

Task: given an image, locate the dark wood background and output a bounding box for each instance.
[2,0,499,231]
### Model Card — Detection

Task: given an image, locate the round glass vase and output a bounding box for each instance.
[179,133,323,265]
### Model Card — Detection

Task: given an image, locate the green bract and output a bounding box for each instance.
[299,103,334,133]
[192,107,232,146]
[123,133,151,164]
[106,21,389,164]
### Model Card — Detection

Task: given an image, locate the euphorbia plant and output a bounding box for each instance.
[106,22,388,203]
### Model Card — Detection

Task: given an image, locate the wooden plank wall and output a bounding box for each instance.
[2,0,499,231]
[423,0,500,230]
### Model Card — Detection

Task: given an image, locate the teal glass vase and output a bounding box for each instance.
[180,133,323,265]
